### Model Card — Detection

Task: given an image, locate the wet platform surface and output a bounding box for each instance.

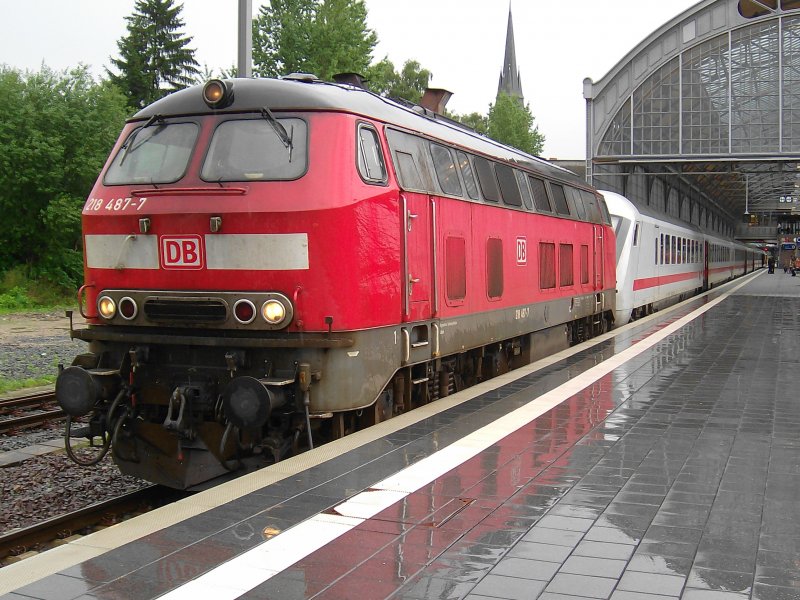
[3,269,800,600]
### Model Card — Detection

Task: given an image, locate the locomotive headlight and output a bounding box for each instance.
[262,300,286,324]
[98,295,117,320]
[202,79,233,109]
[261,294,293,328]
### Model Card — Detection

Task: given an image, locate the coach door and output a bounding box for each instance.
[593,225,605,290]
[703,241,710,290]
[403,192,433,322]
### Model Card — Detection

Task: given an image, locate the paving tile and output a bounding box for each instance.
[573,540,636,561]
[469,574,547,600]
[687,567,753,594]
[505,541,573,563]
[536,515,596,533]
[643,524,704,545]
[583,526,641,545]
[627,552,693,577]
[752,582,800,600]
[560,555,627,579]
[521,527,584,547]
[610,592,679,600]
[617,571,685,596]
[490,557,561,581]
[682,590,750,599]
[8,573,95,600]
[544,573,617,599]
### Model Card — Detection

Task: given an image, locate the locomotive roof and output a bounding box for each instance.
[134,77,584,188]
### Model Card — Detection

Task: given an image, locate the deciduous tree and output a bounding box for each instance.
[0,66,128,286]
[487,93,545,156]
[365,58,430,104]
[450,111,489,136]
[253,0,376,81]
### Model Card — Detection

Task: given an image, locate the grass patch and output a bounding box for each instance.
[0,375,57,395]
[0,267,74,314]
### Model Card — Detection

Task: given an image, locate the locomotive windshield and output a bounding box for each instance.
[201,118,307,182]
[105,122,198,185]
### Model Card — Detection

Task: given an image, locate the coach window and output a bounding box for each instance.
[495,164,523,207]
[445,236,467,304]
[473,157,501,202]
[528,176,552,212]
[356,124,387,184]
[487,238,504,299]
[430,143,463,196]
[455,151,479,200]
[581,190,603,223]
[514,170,534,209]
[395,152,425,190]
[386,129,436,192]
[550,184,571,216]
[569,188,587,221]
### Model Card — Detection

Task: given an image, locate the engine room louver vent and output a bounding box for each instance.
[143,298,228,323]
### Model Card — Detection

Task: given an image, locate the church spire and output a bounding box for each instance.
[497,6,524,103]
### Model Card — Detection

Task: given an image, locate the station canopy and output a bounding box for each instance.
[584,0,800,241]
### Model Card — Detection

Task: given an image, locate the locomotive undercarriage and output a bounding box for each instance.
[57,300,615,489]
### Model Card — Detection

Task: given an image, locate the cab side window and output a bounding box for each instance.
[356,124,387,184]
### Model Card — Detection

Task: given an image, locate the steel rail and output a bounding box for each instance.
[0,486,163,563]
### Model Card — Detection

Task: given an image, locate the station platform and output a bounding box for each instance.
[2,268,799,600]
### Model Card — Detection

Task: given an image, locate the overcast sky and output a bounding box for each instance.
[0,0,699,158]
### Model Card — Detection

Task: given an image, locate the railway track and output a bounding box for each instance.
[0,388,64,434]
[0,485,183,565]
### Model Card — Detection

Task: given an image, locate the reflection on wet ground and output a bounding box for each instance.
[8,273,800,600]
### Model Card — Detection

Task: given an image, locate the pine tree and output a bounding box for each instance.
[108,0,200,110]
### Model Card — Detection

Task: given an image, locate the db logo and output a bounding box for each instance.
[160,235,204,269]
[516,237,527,265]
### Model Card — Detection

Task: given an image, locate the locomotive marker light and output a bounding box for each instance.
[98,295,116,320]
[119,296,138,320]
[233,299,257,324]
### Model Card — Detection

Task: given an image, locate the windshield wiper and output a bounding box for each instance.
[119,114,163,166]
[260,107,294,158]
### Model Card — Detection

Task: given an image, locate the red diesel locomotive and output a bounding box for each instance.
[55,76,617,489]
